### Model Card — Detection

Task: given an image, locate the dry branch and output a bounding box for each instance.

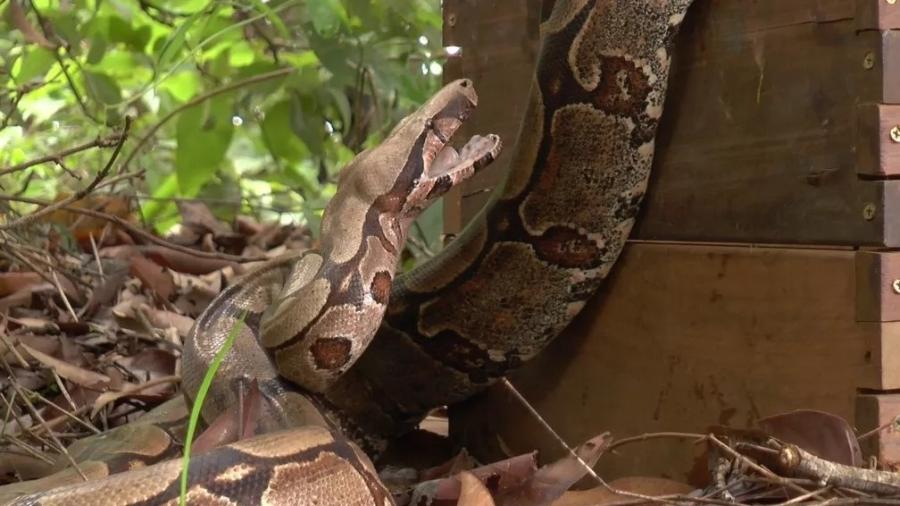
[778,443,900,496]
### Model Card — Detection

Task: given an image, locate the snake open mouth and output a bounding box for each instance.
[426,133,502,180]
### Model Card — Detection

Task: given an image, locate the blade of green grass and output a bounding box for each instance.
[179,312,246,506]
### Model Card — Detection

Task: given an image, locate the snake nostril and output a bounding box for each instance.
[460,79,470,88]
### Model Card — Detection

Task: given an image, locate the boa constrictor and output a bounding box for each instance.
[4,0,693,504]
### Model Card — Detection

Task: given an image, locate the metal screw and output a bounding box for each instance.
[447,13,457,27]
[889,0,897,5]
[892,279,900,294]
[863,203,877,220]
[891,126,900,143]
[864,52,877,69]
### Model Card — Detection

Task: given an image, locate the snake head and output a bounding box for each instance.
[331,79,501,222]
[320,79,500,262]
[395,78,502,217]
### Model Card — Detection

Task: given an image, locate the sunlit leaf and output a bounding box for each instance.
[13,46,56,83]
[308,0,349,35]
[175,98,235,195]
[158,71,200,102]
[157,8,205,66]
[261,100,308,162]
[83,71,122,106]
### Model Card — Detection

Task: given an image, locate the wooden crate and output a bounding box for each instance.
[442,0,900,479]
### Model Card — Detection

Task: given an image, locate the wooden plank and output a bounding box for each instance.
[451,243,877,479]
[856,104,900,176]
[443,0,900,245]
[856,393,900,469]
[856,0,900,30]
[859,30,900,105]
[441,0,538,235]
[864,321,900,389]
[636,5,897,245]
[856,251,900,322]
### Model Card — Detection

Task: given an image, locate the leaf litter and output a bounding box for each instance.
[2,203,900,505]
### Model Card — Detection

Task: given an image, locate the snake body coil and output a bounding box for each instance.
[4,1,693,504]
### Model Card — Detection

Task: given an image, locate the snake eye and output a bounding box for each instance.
[424,118,434,130]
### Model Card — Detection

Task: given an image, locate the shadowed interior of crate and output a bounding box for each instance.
[442,0,900,480]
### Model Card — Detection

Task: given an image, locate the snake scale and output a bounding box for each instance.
[4,0,693,504]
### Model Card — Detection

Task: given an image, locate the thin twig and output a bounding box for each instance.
[26,1,102,125]
[0,355,86,480]
[88,232,105,279]
[708,434,822,499]
[0,117,132,231]
[49,266,79,322]
[22,388,99,436]
[498,378,685,506]
[0,193,263,262]
[607,431,707,452]
[858,415,900,442]
[0,133,124,178]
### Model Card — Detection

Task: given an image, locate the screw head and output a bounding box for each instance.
[889,0,897,5]
[864,203,877,221]
[891,126,900,143]
[892,279,900,294]
[864,52,876,70]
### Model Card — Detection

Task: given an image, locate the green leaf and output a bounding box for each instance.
[108,16,152,52]
[260,100,308,162]
[158,71,200,102]
[308,0,348,35]
[227,41,255,67]
[82,71,122,105]
[46,13,81,55]
[306,32,355,86]
[179,313,246,506]
[86,35,107,65]
[246,0,289,38]
[141,173,180,231]
[13,47,56,83]
[289,92,324,157]
[175,97,235,195]
[157,8,205,67]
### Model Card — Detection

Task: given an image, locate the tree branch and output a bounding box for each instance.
[0,133,124,178]
[0,117,131,231]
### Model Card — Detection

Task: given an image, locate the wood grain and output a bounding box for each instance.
[441,0,538,235]
[856,251,900,322]
[443,0,900,245]
[451,243,876,480]
[856,393,900,469]
[856,104,900,176]
[857,0,900,30]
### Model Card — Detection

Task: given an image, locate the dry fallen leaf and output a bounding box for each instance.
[20,342,110,388]
[497,433,612,506]
[458,471,496,506]
[0,272,43,297]
[410,452,537,506]
[129,255,176,301]
[90,375,179,417]
[759,409,862,467]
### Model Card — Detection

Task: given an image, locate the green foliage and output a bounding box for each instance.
[0,0,443,234]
